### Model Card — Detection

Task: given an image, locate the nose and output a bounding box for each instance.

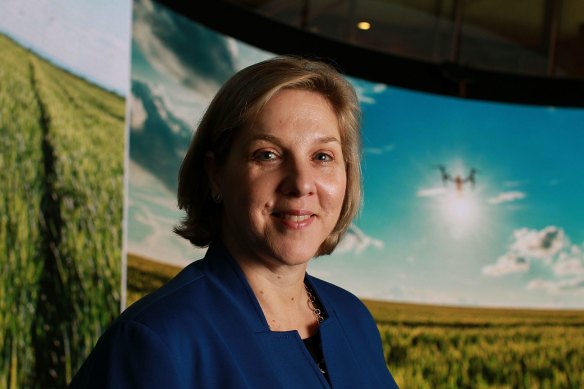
[278,157,316,197]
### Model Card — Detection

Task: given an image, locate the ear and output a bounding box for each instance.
[205,152,221,195]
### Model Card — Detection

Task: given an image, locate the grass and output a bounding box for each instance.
[126,253,182,307]
[0,33,125,388]
[365,299,584,388]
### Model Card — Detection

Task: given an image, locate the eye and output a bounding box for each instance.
[314,152,333,162]
[253,150,278,161]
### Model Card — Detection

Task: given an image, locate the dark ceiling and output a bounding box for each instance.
[156,0,584,106]
[227,0,584,79]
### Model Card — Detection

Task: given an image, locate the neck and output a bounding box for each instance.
[236,252,308,318]
[222,240,318,338]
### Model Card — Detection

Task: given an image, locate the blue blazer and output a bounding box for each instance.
[70,242,398,388]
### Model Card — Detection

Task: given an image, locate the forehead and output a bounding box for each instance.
[249,89,340,137]
[264,88,332,110]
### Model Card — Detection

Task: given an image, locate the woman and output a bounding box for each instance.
[70,55,398,388]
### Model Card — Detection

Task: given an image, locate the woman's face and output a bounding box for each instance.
[210,89,347,268]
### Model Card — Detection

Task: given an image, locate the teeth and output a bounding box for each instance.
[279,214,311,222]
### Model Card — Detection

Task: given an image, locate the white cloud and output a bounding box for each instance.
[553,250,584,276]
[527,276,584,293]
[487,191,526,205]
[335,224,384,255]
[372,84,387,94]
[482,226,566,276]
[0,0,131,95]
[133,76,210,131]
[130,94,147,130]
[363,144,395,155]
[132,0,227,96]
[509,226,566,260]
[483,226,584,294]
[482,253,530,276]
[128,201,206,268]
[127,161,206,267]
[351,80,386,105]
[133,4,189,84]
[369,285,462,306]
[416,187,447,197]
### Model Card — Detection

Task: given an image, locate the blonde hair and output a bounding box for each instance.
[175,55,362,255]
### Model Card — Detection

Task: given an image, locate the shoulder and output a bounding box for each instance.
[70,310,186,388]
[120,260,206,324]
[309,275,369,312]
[111,257,234,348]
[308,275,376,329]
[308,275,399,388]
[70,260,216,387]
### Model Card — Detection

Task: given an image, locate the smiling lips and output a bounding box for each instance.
[272,211,315,229]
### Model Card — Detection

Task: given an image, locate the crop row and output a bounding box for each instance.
[381,323,584,388]
[0,34,46,389]
[0,34,125,388]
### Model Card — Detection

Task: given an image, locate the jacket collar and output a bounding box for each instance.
[200,241,335,334]
[199,241,380,388]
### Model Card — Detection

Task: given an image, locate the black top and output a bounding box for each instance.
[303,331,329,383]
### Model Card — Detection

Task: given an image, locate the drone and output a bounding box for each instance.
[435,165,478,194]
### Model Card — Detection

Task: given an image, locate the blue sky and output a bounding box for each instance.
[317,81,584,308]
[0,0,131,95]
[120,0,584,309]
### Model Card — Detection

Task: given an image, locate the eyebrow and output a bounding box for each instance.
[249,134,341,145]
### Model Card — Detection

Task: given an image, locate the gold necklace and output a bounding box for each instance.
[305,284,324,323]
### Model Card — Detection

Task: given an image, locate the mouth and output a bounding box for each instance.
[272,211,315,229]
[274,213,312,222]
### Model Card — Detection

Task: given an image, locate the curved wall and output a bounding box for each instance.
[157,0,584,107]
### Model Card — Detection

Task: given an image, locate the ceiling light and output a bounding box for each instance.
[357,21,371,30]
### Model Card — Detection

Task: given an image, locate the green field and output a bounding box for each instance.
[367,300,584,388]
[0,33,125,388]
[128,252,584,389]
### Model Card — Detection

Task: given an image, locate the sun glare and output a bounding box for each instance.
[440,190,480,239]
[446,193,475,221]
[421,159,489,240]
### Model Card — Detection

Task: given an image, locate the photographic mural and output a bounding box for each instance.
[127,0,584,386]
[0,0,129,387]
[1,0,582,386]
[128,0,584,308]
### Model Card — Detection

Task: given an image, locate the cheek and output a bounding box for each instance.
[221,171,252,209]
[229,172,274,211]
[318,172,347,211]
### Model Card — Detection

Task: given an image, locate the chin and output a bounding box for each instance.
[269,244,320,266]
